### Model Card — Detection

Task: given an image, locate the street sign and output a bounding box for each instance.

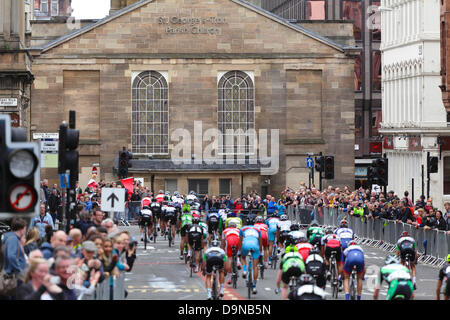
[101,188,125,212]
[60,173,70,189]
[0,98,18,107]
[306,157,314,168]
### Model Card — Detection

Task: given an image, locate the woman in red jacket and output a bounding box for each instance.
[233,198,243,215]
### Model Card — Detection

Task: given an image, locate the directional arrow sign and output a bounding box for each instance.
[101,188,125,212]
[306,157,314,168]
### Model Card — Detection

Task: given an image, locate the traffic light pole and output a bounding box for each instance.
[319,152,323,191]
[427,152,430,199]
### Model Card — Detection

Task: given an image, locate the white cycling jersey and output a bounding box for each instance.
[278,220,292,232]
[141,209,152,217]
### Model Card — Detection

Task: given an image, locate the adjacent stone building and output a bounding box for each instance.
[29,0,356,197]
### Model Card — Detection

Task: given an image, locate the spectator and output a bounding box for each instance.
[2,218,28,289]
[76,241,104,290]
[92,236,104,258]
[42,179,50,204]
[28,250,44,260]
[16,258,63,300]
[112,235,129,273]
[47,188,61,223]
[434,211,447,231]
[403,191,414,207]
[100,238,119,278]
[422,209,437,230]
[233,198,243,215]
[101,218,117,235]
[97,227,108,240]
[53,256,78,300]
[69,229,83,258]
[23,228,40,257]
[444,202,450,231]
[29,203,55,240]
[48,246,72,275]
[119,231,137,272]
[92,210,105,229]
[40,230,67,260]
[74,210,95,236]
[202,195,212,212]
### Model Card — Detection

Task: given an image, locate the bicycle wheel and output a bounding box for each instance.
[212,271,218,300]
[350,272,356,300]
[144,228,148,250]
[190,253,194,277]
[247,258,253,299]
[331,261,338,299]
[184,244,189,265]
[259,256,264,280]
[168,223,172,247]
[232,254,237,289]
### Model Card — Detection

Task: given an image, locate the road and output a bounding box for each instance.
[121,225,440,300]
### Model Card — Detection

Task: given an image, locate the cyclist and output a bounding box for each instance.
[138,201,153,242]
[199,219,209,252]
[436,254,450,300]
[396,231,418,290]
[322,227,343,280]
[163,201,177,246]
[171,192,184,233]
[266,214,280,265]
[203,239,227,300]
[306,222,324,250]
[374,254,414,300]
[150,197,162,233]
[239,217,263,295]
[277,214,292,250]
[294,231,313,262]
[288,274,326,300]
[335,219,354,290]
[224,210,243,229]
[159,197,170,237]
[185,217,203,273]
[254,216,270,269]
[275,234,306,300]
[179,209,193,260]
[222,221,241,284]
[206,210,222,243]
[155,190,165,203]
[304,248,327,289]
[342,240,365,300]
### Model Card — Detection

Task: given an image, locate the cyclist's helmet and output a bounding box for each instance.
[447,254,450,263]
[401,231,409,237]
[325,226,334,235]
[309,247,321,256]
[255,216,264,224]
[246,216,255,225]
[192,217,200,225]
[298,274,314,286]
[158,190,164,194]
[385,254,400,265]
[211,240,221,248]
[290,224,300,231]
[228,222,237,229]
[310,221,319,227]
[280,214,288,221]
[339,219,348,228]
[225,208,231,214]
[298,233,307,243]
[189,190,196,196]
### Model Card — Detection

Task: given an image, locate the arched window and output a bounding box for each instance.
[132,71,168,154]
[218,71,255,155]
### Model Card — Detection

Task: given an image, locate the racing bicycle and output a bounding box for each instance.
[329,251,339,299]
[349,265,357,300]
[231,246,239,289]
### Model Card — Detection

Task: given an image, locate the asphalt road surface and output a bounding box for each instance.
[121,225,440,300]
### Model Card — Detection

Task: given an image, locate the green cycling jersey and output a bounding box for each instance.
[181,213,193,227]
[378,263,413,300]
[307,227,324,243]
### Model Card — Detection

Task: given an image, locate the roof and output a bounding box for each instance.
[36,0,347,53]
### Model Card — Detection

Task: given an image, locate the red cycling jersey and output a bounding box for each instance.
[223,227,240,258]
[141,197,152,208]
[296,242,313,261]
[254,223,269,247]
[156,193,165,203]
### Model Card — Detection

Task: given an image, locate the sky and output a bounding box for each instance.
[71,0,111,19]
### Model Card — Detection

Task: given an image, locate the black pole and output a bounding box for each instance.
[412,178,415,205]
[421,165,425,198]
[427,152,430,199]
[319,151,323,191]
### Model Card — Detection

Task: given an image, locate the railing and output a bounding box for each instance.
[286,205,449,268]
[78,274,126,300]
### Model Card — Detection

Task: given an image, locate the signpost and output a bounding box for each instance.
[101,188,126,213]
[306,155,314,189]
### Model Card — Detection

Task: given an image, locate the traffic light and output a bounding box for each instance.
[315,156,324,172]
[324,156,334,179]
[428,156,438,174]
[0,114,40,219]
[369,157,389,186]
[58,121,79,189]
[118,147,132,179]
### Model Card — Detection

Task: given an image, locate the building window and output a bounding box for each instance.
[370,0,381,41]
[219,179,232,196]
[342,0,362,41]
[132,71,169,155]
[188,179,209,196]
[218,71,255,155]
[51,0,58,16]
[165,179,178,194]
[355,109,363,138]
[444,157,450,194]
[372,51,382,91]
[41,0,48,13]
[305,0,325,20]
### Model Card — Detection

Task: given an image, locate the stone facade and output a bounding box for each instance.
[441,0,450,115]
[30,0,355,197]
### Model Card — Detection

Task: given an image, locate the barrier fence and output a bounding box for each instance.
[79,274,126,300]
[286,205,449,268]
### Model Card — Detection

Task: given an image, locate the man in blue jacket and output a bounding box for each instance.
[2,218,28,288]
[29,203,55,240]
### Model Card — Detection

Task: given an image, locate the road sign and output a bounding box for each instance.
[101,188,125,212]
[306,157,314,168]
[60,173,70,189]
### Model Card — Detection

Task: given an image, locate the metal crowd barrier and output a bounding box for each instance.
[287,205,449,267]
[79,274,126,300]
